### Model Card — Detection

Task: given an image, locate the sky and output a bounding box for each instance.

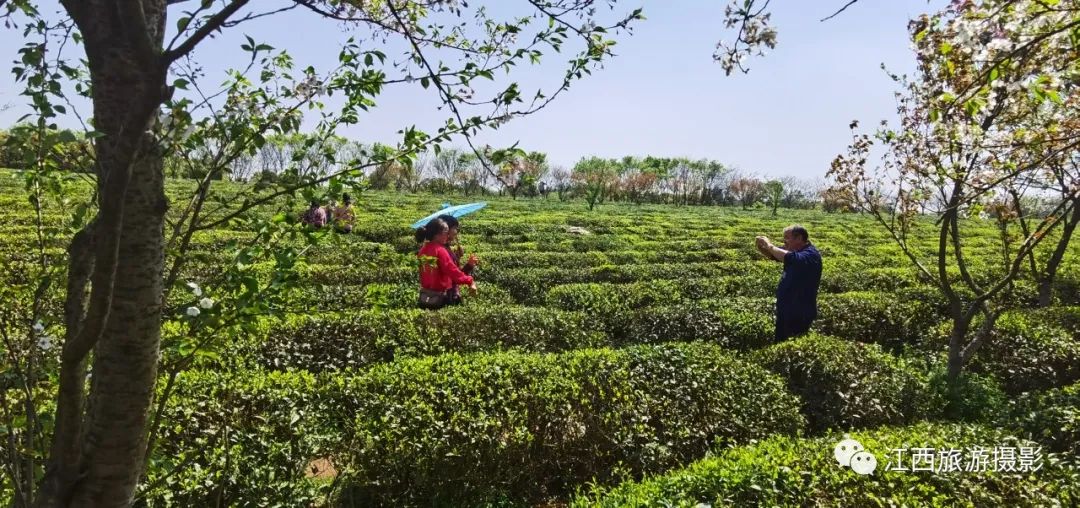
[0,1,947,180]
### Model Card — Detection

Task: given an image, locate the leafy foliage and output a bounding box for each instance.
[575,422,1080,507]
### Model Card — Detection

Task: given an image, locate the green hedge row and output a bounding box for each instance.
[254,303,774,373]
[256,306,606,371]
[487,262,769,303]
[621,303,775,350]
[1008,380,1080,458]
[255,291,951,373]
[477,248,735,270]
[751,334,933,432]
[547,285,943,350]
[930,307,1080,395]
[152,343,804,506]
[141,370,334,506]
[814,291,942,351]
[331,343,804,506]
[574,422,1080,507]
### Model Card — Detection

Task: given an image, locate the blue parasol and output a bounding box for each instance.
[411,201,487,229]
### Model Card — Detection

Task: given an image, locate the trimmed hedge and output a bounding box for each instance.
[964,309,1080,395]
[332,343,804,506]
[751,334,932,432]
[575,422,1080,507]
[288,281,515,312]
[488,262,763,303]
[258,306,606,371]
[544,280,684,335]
[1008,380,1080,458]
[141,370,334,506]
[546,280,685,314]
[622,303,774,350]
[820,266,922,294]
[815,291,942,351]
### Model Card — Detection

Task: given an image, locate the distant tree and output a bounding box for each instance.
[573,156,619,210]
[729,177,764,210]
[763,179,783,215]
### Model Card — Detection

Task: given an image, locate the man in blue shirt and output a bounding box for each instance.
[756,225,822,342]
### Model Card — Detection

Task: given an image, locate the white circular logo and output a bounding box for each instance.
[833,438,864,467]
[849,451,878,475]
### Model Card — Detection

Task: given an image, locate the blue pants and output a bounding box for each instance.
[775,314,813,342]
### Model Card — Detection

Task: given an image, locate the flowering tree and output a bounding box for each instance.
[713,0,863,75]
[0,0,643,504]
[493,149,548,199]
[828,0,1080,383]
[728,176,764,210]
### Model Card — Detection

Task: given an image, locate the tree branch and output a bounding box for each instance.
[386,1,511,189]
[163,0,250,65]
[821,0,860,22]
[37,222,95,506]
[959,304,997,365]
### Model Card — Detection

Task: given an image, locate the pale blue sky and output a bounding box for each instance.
[0,1,944,179]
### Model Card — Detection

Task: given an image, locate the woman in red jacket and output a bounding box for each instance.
[416,218,477,309]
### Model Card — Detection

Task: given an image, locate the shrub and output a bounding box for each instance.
[351,221,413,243]
[333,343,804,506]
[289,281,515,312]
[545,280,684,334]
[679,275,775,299]
[965,310,1080,395]
[258,306,606,371]
[751,334,931,432]
[815,291,942,351]
[926,368,1008,422]
[304,263,414,286]
[141,370,335,506]
[575,422,1080,507]
[1007,380,1080,458]
[820,267,921,294]
[623,303,774,350]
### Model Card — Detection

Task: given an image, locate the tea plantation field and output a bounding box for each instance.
[2,172,1079,506]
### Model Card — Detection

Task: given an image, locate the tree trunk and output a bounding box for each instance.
[945,303,971,383]
[1038,202,1080,307]
[72,150,166,506]
[946,332,965,381]
[41,1,170,505]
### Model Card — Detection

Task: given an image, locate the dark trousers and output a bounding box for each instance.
[775,314,813,342]
[418,290,463,310]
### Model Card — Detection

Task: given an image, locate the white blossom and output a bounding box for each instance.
[986,37,1012,53]
[199,297,215,309]
[187,281,202,297]
[37,335,53,351]
[32,321,45,333]
[186,306,201,317]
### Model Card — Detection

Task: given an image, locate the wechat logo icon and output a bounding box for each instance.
[834,438,877,475]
